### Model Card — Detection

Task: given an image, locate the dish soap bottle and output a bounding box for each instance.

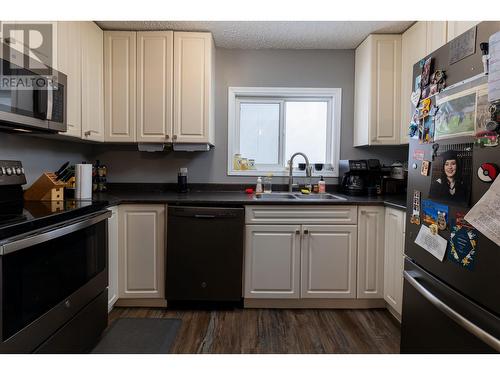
[256,176,263,195]
[318,176,326,193]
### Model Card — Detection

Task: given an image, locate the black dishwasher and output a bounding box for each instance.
[166,206,244,304]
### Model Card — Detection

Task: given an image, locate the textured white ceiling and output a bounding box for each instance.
[95,21,414,49]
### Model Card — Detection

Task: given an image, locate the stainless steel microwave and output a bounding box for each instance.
[0,55,67,133]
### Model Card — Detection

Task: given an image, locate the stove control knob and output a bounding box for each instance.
[15,167,22,175]
[5,167,12,176]
[0,168,3,176]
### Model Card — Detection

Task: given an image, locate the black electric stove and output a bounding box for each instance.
[0,160,109,240]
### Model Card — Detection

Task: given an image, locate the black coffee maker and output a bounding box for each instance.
[339,159,382,195]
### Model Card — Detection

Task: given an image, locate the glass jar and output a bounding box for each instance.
[263,174,273,193]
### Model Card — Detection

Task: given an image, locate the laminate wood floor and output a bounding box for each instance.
[108,307,401,354]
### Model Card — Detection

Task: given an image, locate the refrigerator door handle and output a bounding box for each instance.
[404,271,500,352]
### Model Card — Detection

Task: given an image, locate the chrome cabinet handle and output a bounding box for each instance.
[404,271,500,352]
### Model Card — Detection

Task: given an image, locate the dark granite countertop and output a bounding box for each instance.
[93,184,407,211]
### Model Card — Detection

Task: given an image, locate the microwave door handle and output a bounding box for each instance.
[46,85,53,121]
[0,210,111,256]
[404,271,500,352]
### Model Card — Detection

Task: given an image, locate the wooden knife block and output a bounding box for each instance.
[24,172,66,201]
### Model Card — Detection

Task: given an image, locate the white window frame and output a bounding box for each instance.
[227,87,342,177]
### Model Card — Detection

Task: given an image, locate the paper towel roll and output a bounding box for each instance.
[75,163,93,199]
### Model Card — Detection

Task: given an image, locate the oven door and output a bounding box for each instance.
[0,210,110,353]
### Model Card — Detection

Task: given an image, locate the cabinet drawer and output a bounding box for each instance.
[245,205,357,225]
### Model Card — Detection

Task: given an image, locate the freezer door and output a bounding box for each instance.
[401,258,500,353]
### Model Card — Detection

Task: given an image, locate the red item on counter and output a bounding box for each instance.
[245,188,254,194]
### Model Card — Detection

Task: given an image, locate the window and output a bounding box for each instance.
[227,87,342,177]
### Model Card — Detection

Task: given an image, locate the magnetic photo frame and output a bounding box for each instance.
[428,143,473,207]
[434,75,488,141]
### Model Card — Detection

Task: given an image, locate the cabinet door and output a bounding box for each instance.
[244,225,301,299]
[136,31,173,143]
[173,32,214,144]
[426,21,447,55]
[81,21,104,142]
[301,225,357,299]
[118,204,166,299]
[383,208,405,315]
[357,206,385,299]
[104,31,136,142]
[400,22,427,145]
[57,22,82,138]
[107,206,119,311]
[369,35,402,145]
[447,21,479,42]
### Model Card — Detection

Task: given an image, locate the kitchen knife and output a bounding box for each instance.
[55,161,69,177]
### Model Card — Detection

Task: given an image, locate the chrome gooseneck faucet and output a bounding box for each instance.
[288,152,311,192]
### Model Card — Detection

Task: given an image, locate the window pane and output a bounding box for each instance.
[285,101,328,165]
[239,102,280,165]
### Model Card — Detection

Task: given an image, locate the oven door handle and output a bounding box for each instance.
[404,270,500,352]
[0,210,111,256]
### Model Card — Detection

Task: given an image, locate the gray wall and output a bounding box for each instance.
[0,134,94,186]
[2,48,409,186]
[94,48,408,184]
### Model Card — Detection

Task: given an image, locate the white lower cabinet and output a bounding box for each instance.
[301,225,357,298]
[244,206,359,300]
[118,204,166,299]
[107,206,119,311]
[383,207,406,317]
[244,225,301,299]
[357,206,385,299]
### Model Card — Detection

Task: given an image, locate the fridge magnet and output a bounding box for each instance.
[429,105,439,117]
[415,74,422,90]
[412,162,418,169]
[421,86,431,100]
[429,223,438,235]
[409,109,420,139]
[437,211,447,231]
[429,144,473,206]
[411,89,422,107]
[448,218,479,270]
[475,91,500,146]
[421,57,433,87]
[413,149,425,161]
[422,199,449,228]
[410,190,421,225]
[419,115,435,144]
[420,98,432,118]
[421,160,431,176]
[477,163,499,183]
[415,225,448,261]
[432,143,439,161]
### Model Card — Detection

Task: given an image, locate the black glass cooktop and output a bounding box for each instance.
[0,199,109,240]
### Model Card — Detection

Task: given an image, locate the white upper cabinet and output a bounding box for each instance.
[81,21,104,142]
[301,225,357,299]
[400,21,448,144]
[57,21,82,138]
[447,21,480,42]
[426,21,447,54]
[104,31,137,142]
[400,22,427,145]
[354,34,402,146]
[357,206,385,299]
[173,32,215,144]
[137,31,174,142]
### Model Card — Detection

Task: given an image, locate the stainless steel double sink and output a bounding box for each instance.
[253,192,346,201]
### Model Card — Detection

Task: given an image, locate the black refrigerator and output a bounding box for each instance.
[401,21,500,353]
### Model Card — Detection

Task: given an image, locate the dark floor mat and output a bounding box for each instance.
[91,318,181,354]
